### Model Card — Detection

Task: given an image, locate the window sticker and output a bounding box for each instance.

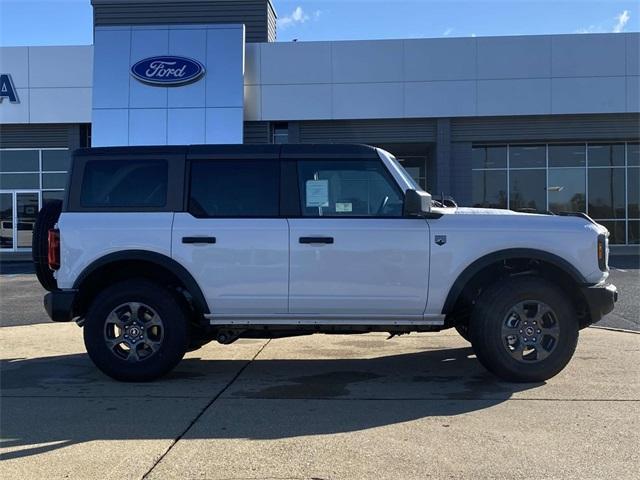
[305,179,329,207]
[335,202,352,213]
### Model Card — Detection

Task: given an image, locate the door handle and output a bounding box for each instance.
[299,236,334,244]
[182,236,216,244]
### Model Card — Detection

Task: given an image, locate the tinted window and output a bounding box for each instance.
[472,170,507,209]
[509,169,546,212]
[81,159,167,207]
[297,159,403,217]
[548,144,585,167]
[509,145,546,168]
[588,168,625,219]
[189,159,279,217]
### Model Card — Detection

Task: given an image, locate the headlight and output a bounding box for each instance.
[597,233,608,271]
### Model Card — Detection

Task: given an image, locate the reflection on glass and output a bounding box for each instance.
[628,143,640,167]
[548,168,586,213]
[597,220,625,245]
[0,150,39,172]
[628,168,639,218]
[629,221,639,245]
[509,145,546,168]
[548,144,585,167]
[588,144,624,167]
[42,173,68,190]
[472,146,507,169]
[472,170,507,208]
[16,193,38,248]
[0,193,13,249]
[588,168,625,219]
[509,169,546,212]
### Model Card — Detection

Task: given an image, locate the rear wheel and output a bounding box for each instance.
[83,279,189,381]
[470,276,578,382]
[32,199,62,291]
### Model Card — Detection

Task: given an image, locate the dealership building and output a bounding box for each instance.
[0,0,639,255]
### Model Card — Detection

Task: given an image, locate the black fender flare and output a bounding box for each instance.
[73,250,210,314]
[441,248,589,315]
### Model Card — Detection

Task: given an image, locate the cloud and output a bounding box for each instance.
[278,6,312,29]
[443,27,453,36]
[613,10,630,33]
[577,10,630,34]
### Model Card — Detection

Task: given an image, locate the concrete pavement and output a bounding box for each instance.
[1,324,638,479]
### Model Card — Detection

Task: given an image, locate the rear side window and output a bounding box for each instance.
[189,159,280,217]
[80,159,168,208]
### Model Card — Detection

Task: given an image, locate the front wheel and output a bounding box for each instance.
[83,279,189,381]
[470,276,579,382]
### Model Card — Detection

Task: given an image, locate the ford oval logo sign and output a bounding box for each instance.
[130,56,205,86]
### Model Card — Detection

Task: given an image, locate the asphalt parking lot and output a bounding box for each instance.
[1,259,638,479]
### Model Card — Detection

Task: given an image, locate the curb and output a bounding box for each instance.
[590,325,640,334]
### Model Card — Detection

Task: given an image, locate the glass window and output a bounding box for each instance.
[548,168,586,213]
[0,193,13,249]
[42,173,67,190]
[43,191,65,203]
[548,144,585,167]
[42,150,70,171]
[472,170,507,209]
[0,150,39,172]
[588,144,625,167]
[189,159,279,217]
[628,143,640,167]
[597,220,625,245]
[297,159,404,217]
[81,159,167,208]
[629,221,639,245]
[588,168,626,219]
[628,168,639,218]
[509,145,545,168]
[16,192,38,248]
[398,157,427,190]
[272,123,289,144]
[472,146,506,169]
[0,173,39,189]
[509,169,546,212]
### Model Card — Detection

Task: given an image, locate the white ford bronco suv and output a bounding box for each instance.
[34,144,617,382]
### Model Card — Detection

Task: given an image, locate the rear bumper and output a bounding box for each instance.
[44,289,77,322]
[581,283,618,326]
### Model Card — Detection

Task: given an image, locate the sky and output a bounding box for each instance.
[0,0,638,46]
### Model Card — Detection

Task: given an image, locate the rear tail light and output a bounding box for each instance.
[597,233,608,272]
[48,228,60,270]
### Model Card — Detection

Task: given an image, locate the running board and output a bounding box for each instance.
[205,314,445,327]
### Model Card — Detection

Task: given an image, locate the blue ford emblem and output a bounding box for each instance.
[130,56,205,86]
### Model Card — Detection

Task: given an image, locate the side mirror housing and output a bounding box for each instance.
[404,189,432,217]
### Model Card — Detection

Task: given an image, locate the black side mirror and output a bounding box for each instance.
[403,189,432,217]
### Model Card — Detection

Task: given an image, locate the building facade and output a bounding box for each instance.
[0,0,639,255]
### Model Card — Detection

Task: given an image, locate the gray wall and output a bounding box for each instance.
[245,33,640,121]
[92,0,277,42]
[0,124,85,149]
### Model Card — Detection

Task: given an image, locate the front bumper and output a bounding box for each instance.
[44,289,77,322]
[581,283,618,326]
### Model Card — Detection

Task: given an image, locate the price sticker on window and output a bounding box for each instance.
[305,180,329,207]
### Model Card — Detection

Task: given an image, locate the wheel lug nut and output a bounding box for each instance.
[533,337,537,341]
[537,329,541,334]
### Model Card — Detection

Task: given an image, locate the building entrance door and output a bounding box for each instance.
[0,191,40,252]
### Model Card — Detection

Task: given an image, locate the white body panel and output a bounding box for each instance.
[56,212,174,289]
[171,213,288,315]
[424,207,608,315]
[288,218,430,315]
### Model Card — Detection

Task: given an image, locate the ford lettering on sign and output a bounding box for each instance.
[130,56,205,86]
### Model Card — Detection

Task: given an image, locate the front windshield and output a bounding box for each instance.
[380,149,423,192]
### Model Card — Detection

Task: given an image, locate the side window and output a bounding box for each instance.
[80,159,167,207]
[297,160,404,217]
[189,159,280,217]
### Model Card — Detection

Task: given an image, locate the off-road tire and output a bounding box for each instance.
[470,276,579,382]
[455,323,471,342]
[84,279,190,381]
[32,199,62,291]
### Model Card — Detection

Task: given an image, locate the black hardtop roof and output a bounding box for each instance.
[74,143,379,159]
